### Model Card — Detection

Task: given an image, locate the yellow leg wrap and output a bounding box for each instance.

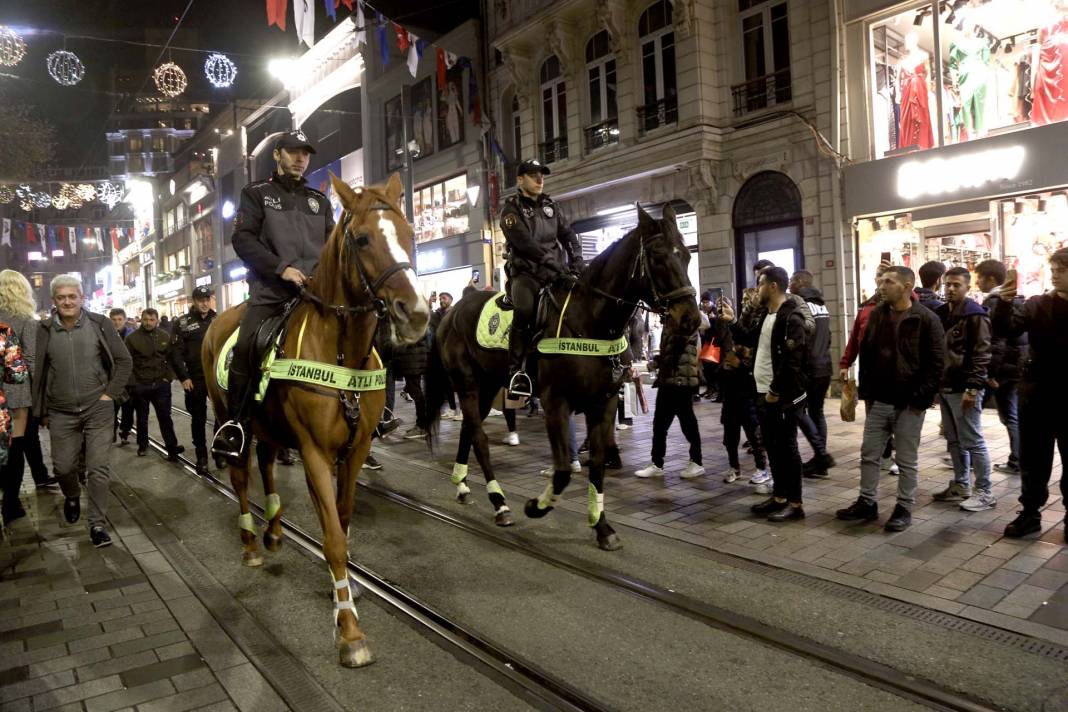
[587,483,604,527]
[238,512,256,534]
[486,480,504,498]
[537,483,558,510]
[265,493,281,521]
[451,463,469,485]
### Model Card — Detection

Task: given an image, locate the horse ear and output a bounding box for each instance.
[330,172,357,208]
[385,172,404,205]
[636,203,656,230]
[662,203,677,223]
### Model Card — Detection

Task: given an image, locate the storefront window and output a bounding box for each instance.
[869,0,1068,160]
[1000,190,1068,296]
[412,174,470,244]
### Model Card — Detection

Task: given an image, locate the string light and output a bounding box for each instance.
[204,53,237,88]
[46,50,86,86]
[0,185,14,204]
[0,26,26,68]
[153,61,188,97]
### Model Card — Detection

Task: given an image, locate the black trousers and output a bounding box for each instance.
[721,373,767,470]
[651,384,702,467]
[1017,381,1068,514]
[507,273,540,372]
[184,379,209,456]
[113,399,133,438]
[797,375,831,457]
[132,382,180,452]
[1,416,49,512]
[230,302,282,415]
[757,397,804,503]
[404,374,427,428]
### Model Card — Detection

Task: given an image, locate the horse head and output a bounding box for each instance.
[635,204,701,336]
[328,173,429,345]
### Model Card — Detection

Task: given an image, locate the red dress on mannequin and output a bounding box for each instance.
[1031,18,1068,125]
[898,57,934,150]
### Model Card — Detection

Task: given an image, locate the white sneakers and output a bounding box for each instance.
[960,492,997,512]
[680,461,705,479]
[635,463,665,478]
[540,460,582,477]
[723,468,740,483]
[750,468,773,494]
[501,432,520,446]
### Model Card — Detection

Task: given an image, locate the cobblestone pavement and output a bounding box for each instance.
[379,392,1068,646]
[0,477,290,711]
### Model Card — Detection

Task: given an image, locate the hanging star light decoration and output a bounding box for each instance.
[153,62,188,97]
[0,185,14,204]
[204,53,237,89]
[76,183,96,202]
[46,50,85,86]
[0,26,26,68]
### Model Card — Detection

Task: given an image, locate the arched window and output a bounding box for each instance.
[539,55,568,163]
[585,30,619,150]
[638,0,678,134]
[732,171,804,297]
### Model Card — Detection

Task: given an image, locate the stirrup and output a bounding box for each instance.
[211,420,247,460]
[507,371,533,399]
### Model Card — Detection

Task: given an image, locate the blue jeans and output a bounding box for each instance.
[940,391,992,494]
[860,402,924,509]
[994,381,1020,469]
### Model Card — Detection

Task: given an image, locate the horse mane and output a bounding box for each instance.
[580,222,639,286]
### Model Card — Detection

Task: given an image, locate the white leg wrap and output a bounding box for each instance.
[588,483,604,527]
[456,481,471,498]
[332,574,358,624]
[537,482,558,510]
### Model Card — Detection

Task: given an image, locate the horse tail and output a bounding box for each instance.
[421,331,449,448]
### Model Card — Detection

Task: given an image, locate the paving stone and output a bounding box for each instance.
[935,569,986,592]
[193,702,239,712]
[109,630,186,658]
[142,618,182,638]
[214,663,286,712]
[981,568,1031,591]
[0,670,75,703]
[956,584,1010,608]
[77,650,159,682]
[27,646,112,677]
[155,641,197,662]
[135,683,230,712]
[0,619,63,643]
[66,627,144,655]
[26,623,107,651]
[185,626,246,672]
[120,654,205,688]
[1025,568,1068,591]
[171,667,217,693]
[83,679,175,712]
[29,674,124,710]
[101,610,175,634]
[1002,554,1049,575]
[165,597,215,632]
[83,575,148,594]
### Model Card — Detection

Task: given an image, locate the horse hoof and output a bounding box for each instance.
[263,531,283,552]
[494,509,515,527]
[242,551,264,567]
[597,533,623,551]
[457,492,471,505]
[524,498,552,519]
[338,638,375,668]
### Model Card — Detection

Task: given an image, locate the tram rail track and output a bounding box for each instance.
[161,405,1008,712]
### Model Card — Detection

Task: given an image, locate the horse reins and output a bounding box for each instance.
[582,232,696,315]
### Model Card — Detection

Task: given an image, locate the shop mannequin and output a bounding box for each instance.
[948,25,991,139]
[1032,0,1068,124]
[897,32,934,150]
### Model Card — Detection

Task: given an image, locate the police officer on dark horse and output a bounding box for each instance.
[212,130,334,459]
[502,159,585,399]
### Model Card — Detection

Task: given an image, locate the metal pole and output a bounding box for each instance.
[401,83,415,223]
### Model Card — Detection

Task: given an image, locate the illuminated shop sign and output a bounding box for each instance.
[896,146,1026,201]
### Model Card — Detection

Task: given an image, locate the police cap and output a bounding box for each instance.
[274,130,317,154]
[517,158,551,176]
[192,286,214,299]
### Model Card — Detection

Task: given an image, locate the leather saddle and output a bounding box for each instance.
[252,297,300,367]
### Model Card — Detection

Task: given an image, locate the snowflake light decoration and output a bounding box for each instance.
[52,193,70,210]
[59,184,84,209]
[32,191,52,209]
[153,62,188,97]
[18,197,33,212]
[0,26,26,68]
[0,185,14,204]
[76,183,96,202]
[204,53,237,89]
[46,50,85,86]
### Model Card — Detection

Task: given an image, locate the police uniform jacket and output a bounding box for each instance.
[500,193,582,283]
[171,308,216,383]
[231,173,334,306]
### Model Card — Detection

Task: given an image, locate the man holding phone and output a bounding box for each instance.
[994,251,1068,542]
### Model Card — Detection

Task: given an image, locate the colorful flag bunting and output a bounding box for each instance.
[324,0,335,21]
[354,0,365,46]
[1,218,9,247]
[376,13,389,66]
[294,0,315,47]
[266,0,288,30]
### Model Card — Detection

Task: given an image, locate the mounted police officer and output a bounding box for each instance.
[172,285,216,473]
[211,130,334,460]
[502,159,584,399]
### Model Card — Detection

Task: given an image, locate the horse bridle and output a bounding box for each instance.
[586,230,696,315]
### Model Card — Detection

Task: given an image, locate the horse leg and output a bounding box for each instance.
[524,396,573,520]
[473,387,514,527]
[450,390,478,505]
[302,445,373,668]
[228,457,263,567]
[586,399,622,551]
[255,441,284,552]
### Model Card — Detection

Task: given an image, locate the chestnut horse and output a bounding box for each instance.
[202,174,428,667]
[424,205,700,550]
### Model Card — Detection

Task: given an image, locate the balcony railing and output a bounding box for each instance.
[538,136,569,165]
[584,119,621,152]
[636,97,678,136]
[731,68,792,117]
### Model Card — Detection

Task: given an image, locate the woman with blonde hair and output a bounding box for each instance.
[0,269,43,522]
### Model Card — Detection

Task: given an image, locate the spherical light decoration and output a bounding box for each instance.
[32,191,52,209]
[97,182,122,207]
[0,26,27,68]
[153,62,187,98]
[59,183,83,209]
[46,50,85,86]
[18,197,33,212]
[204,53,237,89]
[0,185,14,204]
[51,194,70,210]
[76,183,96,201]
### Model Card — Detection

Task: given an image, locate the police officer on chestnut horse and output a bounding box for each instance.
[502,159,584,399]
[212,130,334,460]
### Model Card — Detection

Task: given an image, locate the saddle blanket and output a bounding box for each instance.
[474,292,628,356]
[475,293,513,350]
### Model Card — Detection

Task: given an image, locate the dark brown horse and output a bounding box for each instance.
[203,174,428,667]
[424,205,700,550]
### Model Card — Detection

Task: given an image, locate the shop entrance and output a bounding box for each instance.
[733,171,803,299]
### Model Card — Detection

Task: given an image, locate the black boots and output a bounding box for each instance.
[212,368,251,461]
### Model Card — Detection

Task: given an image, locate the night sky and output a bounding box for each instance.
[1,0,477,170]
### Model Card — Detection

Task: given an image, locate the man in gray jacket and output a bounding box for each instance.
[32,276,132,547]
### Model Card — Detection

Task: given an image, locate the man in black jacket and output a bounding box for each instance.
[916,260,946,312]
[723,266,809,521]
[994,248,1068,542]
[501,159,584,398]
[125,308,184,461]
[975,260,1027,475]
[790,270,836,477]
[213,130,334,459]
[932,267,994,512]
[837,266,945,532]
[171,286,216,472]
[33,276,133,548]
